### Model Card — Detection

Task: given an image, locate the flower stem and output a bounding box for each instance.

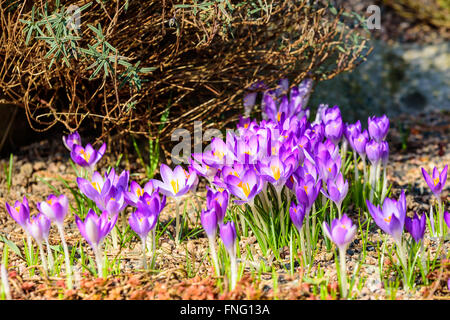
[150,228,156,268]
[45,239,54,274]
[230,253,238,291]
[437,198,444,237]
[353,151,359,183]
[1,264,11,300]
[339,247,348,299]
[208,236,220,277]
[277,189,286,239]
[111,226,118,250]
[362,156,367,188]
[57,225,73,289]
[94,247,103,278]
[299,227,308,268]
[380,165,387,203]
[141,236,147,270]
[38,243,48,277]
[175,200,181,244]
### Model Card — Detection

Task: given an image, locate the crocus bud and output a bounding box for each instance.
[366,140,382,165]
[206,188,229,225]
[368,115,389,141]
[62,131,82,151]
[322,214,356,251]
[5,196,30,229]
[289,202,306,231]
[324,118,344,145]
[220,221,237,255]
[201,208,218,239]
[352,130,369,156]
[405,213,426,243]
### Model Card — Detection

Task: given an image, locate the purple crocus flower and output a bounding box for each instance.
[124,180,154,206]
[136,192,166,219]
[5,196,30,229]
[352,130,369,157]
[324,118,344,145]
[365,140,383,165]
[220,221,237,255]
[321,105,341,124]
[62,131,82,151]
[190,154,218,183]
[95,186,127,217]
[206,188,229,225]
[344,121,362,147]
[70,143,106,170]
[289,202,306,231]
[225,168,263,205]
[25,213,51,245]
[368,115,389,142]
[201,208,218,238]
[321,173,349,215]
[366,190,406,243]
[128,207,158,241]
[421,165,448,197]
[322,214,356,250]
[295,175,321,212]
[77,171,112,203]
[405,213,426,243]
[151,164,196,198]
[37,194,69,226]
[105,168,129,191]
[75,209,117,250]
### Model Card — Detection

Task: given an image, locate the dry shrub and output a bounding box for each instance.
[0,0,371,153]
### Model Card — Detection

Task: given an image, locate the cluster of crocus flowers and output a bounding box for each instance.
[5,194,72,287]
[344,115,390,202]
[421,165,448,237]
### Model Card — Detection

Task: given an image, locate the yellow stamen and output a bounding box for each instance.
[271,165,281,181]
[79,148,91,162]
[244,123,249,129]
[171,180,179,194]
[277,112,281,122]
[384,215,392,223]
[213,150,225,160]
[304,185,308,194]
[238,181,251,197]
[92,182,101,192]
[433,177,440,186]
[136,188,144,197]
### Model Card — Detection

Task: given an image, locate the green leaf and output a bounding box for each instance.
[0,235,24,260]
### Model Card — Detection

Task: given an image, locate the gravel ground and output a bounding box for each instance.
[0,110,448,300]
